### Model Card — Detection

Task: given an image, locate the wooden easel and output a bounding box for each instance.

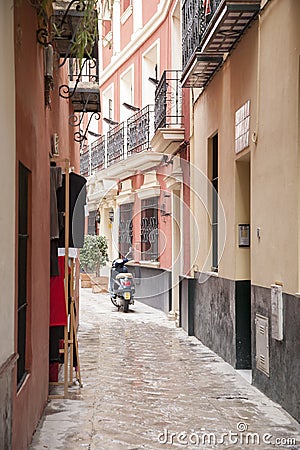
[49,158,82,399]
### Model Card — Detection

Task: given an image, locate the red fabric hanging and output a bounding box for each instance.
[50,256,67,326]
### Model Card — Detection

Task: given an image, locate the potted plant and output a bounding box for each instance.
[51,0,99,61]
[79,234,108,292]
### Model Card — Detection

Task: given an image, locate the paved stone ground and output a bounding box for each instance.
[30,289,300,450]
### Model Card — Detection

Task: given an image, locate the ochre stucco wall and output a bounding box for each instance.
[191,23,258,280]
[191,0,300,295]
[251,0,300,293]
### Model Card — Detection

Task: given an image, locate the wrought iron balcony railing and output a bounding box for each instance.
[127,106,154,156]
[154,70,183,131]
[82,103,172,176]
[182,0,204,72]
[107,123,125,167]
[59,57,100,112]
[80,145,90,177]
[68,57,98,84]
[182,0,260,88]
[91,135,105,172]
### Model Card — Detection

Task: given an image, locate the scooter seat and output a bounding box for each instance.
[116,273,134,280]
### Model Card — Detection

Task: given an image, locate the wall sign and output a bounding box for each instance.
[235,100,250,153]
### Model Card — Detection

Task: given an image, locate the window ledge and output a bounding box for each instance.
[206,271,219,277]
[195,270,219,282]
[128,260,160,269]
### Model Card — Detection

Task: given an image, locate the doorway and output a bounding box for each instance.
[235,156,251,370]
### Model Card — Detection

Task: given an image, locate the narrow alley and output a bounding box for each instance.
[30,289,300,450]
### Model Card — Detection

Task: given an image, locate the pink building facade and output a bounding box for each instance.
[84,0,190,316]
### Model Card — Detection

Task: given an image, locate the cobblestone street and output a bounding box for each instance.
[30,289,300,450]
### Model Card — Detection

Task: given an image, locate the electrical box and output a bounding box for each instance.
[271,284,283,341]
[255,314,269,376]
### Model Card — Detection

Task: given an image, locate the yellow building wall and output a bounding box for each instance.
[190,23,258,280]
[190,0,300,295]
[252,0,300,294]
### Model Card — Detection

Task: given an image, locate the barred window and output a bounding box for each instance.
[119,203,133,257]
[141,197,159,261]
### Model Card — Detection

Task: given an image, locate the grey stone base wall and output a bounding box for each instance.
[252,285,300,422]
[132,265,171,314]
[180,274,251,369]
[0,354,17,450]
[192,274,236,367]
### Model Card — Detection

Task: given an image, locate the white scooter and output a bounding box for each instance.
[109,253,135,313]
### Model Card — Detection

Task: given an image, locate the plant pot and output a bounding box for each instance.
[80,273,93,288]
[91,276,108,294]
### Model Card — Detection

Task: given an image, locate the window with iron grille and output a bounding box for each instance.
[108,98,113,121]
[119,203,133,257]
[88,210,97,235]
[18,163,30,388]
[141,197,159,261]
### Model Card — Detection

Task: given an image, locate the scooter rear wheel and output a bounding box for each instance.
[110,296,118,307]
[123,301,129,313]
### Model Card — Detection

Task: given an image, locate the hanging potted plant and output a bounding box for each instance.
[51,0,99,61]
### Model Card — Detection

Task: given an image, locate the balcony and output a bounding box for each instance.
[151,70,185,155]
[49,1,100,114]
[81,105,163,180]
[181,0,260,88]
[91,135,105,172]
[80,145,90,177]
[66,58,100,112]
[107,123,125,167]
[51,0,99,60]
[127,106,154,156]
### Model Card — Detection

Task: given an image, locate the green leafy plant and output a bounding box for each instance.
[80,234,108,277]
[53,0,99,61]
[70,0,99,61]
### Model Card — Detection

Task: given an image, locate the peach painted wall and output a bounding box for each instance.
[98,0,180,271]
[129,172,172,269]
[120,10,133,50]
[100,3,174,122]
[142,0,160,26]
[102,44,112,69]
[156,170,172,269]
[131,174,142,260]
